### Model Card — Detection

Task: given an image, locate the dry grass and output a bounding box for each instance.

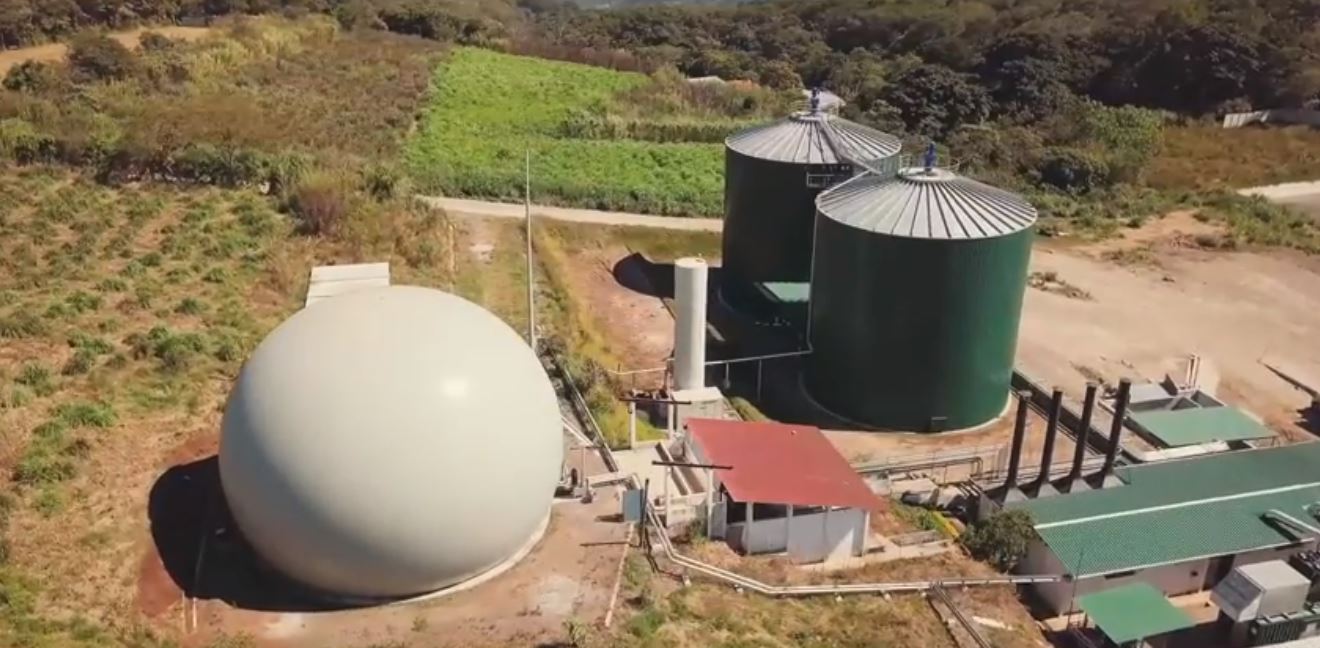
[1149,124,1320,190]
[0,26,212,76]
[595,550,983,648]
[0,169,526,647]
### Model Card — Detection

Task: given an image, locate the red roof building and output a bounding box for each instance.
[680,418,882,563]
[686,418,881,510]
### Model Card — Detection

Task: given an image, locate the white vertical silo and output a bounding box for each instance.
[673,257,709,391]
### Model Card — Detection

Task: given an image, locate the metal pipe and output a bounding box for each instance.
[1034,388,1064,490]
[608,349,814,378]
[1101,379,1132,478]
[1004,391,1031,489]
[1069,383,1098,481]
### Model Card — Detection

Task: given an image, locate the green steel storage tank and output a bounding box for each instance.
[806,166,1037,432]
[723,107,900,295]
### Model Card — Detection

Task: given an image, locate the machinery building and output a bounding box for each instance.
[807,165,1037,432]
[721,99,900,311]
[219,285,563,599]
[1008,442,1320,617]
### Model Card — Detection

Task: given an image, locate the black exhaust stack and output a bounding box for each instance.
[1069,382,1098,483]
[1004,390,1030,489]
[1100,378,1132,481]
[1034,388,1064,491]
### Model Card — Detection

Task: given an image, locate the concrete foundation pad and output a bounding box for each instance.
[392,508,553,606]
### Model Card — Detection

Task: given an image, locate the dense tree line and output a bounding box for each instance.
[5,0,1314,131]
[528,0,1320,130]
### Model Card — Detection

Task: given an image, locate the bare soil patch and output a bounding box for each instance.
[0,27,212,76]
[188,491,630,648]
[1020,216,1320,440]
[558,245,675,386]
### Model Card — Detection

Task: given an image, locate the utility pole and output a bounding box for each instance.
[525,149,536,351]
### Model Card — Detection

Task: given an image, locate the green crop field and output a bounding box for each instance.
[406,48,728,217]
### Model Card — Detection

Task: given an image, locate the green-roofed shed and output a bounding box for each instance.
[1129,407,1273,447]
[1007,442,1320,616]
[1078,583,1195,645]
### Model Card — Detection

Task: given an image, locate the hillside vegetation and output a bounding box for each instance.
[407,47,788,216]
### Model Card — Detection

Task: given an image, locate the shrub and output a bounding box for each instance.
[962,509,1036,572]
[54,401,117,428]
[2,385,33,409]
[127,326,209,373]
[0,119,57,164]
[0,311,47,339]
[203,267,230,284]
[65,291,103,314]
[175,297,206,315]
[1037,147,1112,193]
[364,163,402,200]
[34,488,64,516]
[13,454,76,486]
[288,173,351,236]
[138,31,176,53]
[61,349,97,375]
[95,278,128,292]
[68,335,114,356]
[3,61,61,93]
[68,33,139,82]
[15,364,55,397]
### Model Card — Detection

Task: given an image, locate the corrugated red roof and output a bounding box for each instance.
[686,418,881,510]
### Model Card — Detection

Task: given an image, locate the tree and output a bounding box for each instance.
[3,61,59,93]
[1037,147,1112,193]
[757,59,801,91]
[138,30,176,53]
[67,32,138,82]
[881,63,990,139]
[962,509,1035,572]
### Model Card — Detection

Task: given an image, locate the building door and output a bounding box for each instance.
[1205,555,1234,589]
[709,501,727,539]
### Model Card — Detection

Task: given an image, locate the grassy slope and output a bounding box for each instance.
[0,168,541,647]
[1149,124,1320,190]
[406,48,725,216]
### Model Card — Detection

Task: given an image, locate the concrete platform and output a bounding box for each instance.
[305,262,390,307]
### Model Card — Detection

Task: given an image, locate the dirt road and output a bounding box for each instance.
[1240,180,1320,220]
[0,26,211,76]
[419,196,724,232]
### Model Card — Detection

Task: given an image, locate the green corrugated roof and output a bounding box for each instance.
[1078,583,1194,643]
[1130,407,1273,447]
[1012,442,1320,576]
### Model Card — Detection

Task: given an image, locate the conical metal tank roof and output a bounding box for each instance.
[725,111,901,165]
[817,167,1037,240]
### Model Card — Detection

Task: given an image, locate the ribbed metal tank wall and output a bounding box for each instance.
[806,168,1037,432]
[722,112,900,298]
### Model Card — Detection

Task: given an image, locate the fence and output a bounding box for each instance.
[1223,109,1320,128]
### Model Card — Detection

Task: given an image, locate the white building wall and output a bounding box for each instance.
[1023,538,1319,616]
[745,517,789,554]
[731,507,867,563]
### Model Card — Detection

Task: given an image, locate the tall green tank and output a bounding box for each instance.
[722,110,900,300]
[806,167,1037,432]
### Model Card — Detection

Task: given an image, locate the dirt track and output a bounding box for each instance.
[420,196,724,232]
[0,26,212,75]
[1019,216,1320,438]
